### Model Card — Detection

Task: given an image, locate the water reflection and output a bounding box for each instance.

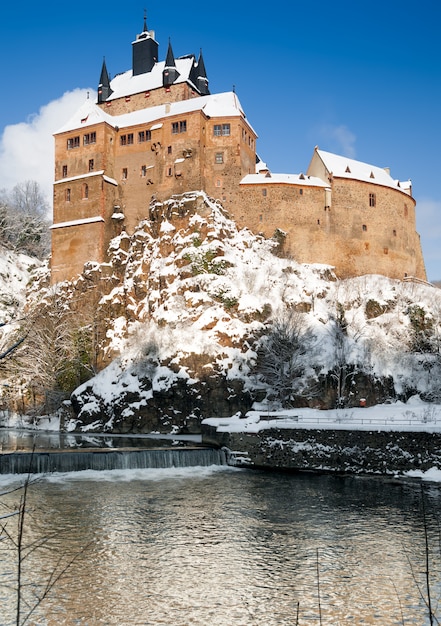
[0,468,440,625]
[0,428,201,451]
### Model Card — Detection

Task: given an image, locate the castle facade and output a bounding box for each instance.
[51,19,426,283]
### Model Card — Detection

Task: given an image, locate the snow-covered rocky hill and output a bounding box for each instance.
[2,192,441,433]
[43,191,439,433]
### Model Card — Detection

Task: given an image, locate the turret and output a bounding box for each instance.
[132,13,159,76]
[163,40,180,87]
[190,50,209,95]
[97,58,113,103]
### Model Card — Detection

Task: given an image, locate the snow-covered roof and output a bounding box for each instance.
[240,172,329,188]
[55,92,252,135]
[311,149,411,193]
[107,58,197,101]
[50,216,105,230]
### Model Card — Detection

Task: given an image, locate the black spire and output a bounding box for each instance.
[132,14,159,76]
[190,49,209,95]
[97,58,113,103]
[163,39,180,87]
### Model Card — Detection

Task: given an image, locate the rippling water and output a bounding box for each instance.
[1,467,440,625]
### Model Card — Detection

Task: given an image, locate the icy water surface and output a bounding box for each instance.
[0,466,440,625]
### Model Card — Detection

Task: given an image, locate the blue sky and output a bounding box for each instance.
[0,1,440,280]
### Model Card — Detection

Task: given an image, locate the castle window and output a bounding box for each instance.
[299,189,303,195]
[172,120,187,134]
[215,179,221,187]
[65,188,71,202]
[138,130,152,143]
[259,214,263,222]
[83,132,96,145]
[317,219,320,225]
[122,168,128,180]
[167,167,172,176]
[67,136,80,150]
[141,165,147,177]
[262,189,267,197]
[215,152,224,164]
[89,159,94,172]
[168,146,172,154]
[369,193,376,207]
[62,165,68,178]
[82,183,89,199]
[214,123,231,137]
[393,229,397,236]
[384,247,389,255]
[120,133,134,145]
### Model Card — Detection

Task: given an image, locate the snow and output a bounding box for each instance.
[50,216,105,229]
[241,172,328,187]
[203,397,441,434]
[106,58,196,101]
[54,169,105,184]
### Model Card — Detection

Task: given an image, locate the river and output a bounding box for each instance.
[1,462,441,624]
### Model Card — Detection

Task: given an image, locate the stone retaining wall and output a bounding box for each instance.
[201,425,441,475]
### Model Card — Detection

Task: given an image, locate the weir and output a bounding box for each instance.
[0,446,227,474]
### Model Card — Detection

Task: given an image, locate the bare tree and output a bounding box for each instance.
[255,309,315,407]
[3,290,97,415]
[0,181,50,258]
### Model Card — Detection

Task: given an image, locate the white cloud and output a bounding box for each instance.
[0,89,93,204]
[318,124,357,158]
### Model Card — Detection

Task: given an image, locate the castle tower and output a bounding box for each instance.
[97,58,113,104]
[190,50,209,95]
[132,13,159,76]
[162,40,180,87]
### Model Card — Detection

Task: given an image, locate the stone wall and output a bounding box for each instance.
[201,424,441,475]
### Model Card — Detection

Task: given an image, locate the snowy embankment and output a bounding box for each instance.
[204,396,441,433]
[203,396,441,482]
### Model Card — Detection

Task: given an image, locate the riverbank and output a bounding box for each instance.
[202,398,441,478]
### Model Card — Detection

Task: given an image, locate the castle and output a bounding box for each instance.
[51,18,426,284]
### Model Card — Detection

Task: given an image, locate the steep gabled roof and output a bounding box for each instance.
[308,148,412,194]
